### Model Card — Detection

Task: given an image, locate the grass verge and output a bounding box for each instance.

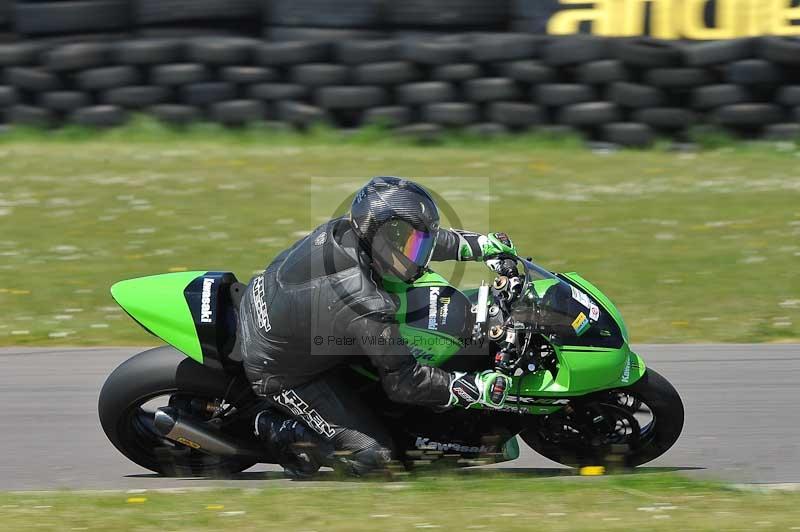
[0,117,798,345]
[1,474,798,531]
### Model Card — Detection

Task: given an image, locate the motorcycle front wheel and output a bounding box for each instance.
[520,368,684,468]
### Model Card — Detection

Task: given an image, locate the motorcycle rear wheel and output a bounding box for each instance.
[520,368,684,468]
[98,346,258,477]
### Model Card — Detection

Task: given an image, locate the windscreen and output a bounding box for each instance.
[512,259,623,349]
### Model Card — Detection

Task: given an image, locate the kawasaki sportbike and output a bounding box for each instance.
[99,254,683,476]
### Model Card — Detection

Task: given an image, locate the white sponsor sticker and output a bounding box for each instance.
[570,285,591,309]
[200,277,215,323]
[251,276,271,332]
[428,287,440,330]
[273,389,335,438]
[589,303,600,322]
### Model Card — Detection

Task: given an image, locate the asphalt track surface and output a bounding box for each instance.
[1,344,798,490]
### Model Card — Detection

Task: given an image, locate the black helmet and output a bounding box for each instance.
[350,176,440,282]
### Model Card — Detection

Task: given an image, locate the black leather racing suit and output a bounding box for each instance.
[238,216,485,474]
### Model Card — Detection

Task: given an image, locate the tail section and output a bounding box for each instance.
[111,271,241,368]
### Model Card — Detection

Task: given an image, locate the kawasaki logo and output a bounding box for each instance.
[428,287,440,330]
[415,437,494,454]
[621,355,631,384]
[200,278,215,323]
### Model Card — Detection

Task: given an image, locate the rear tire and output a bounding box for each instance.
[98,346,257,477]
[521,368,684,468]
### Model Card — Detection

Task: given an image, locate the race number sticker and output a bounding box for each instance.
[572,312,590,336]
[570,285,591,309]
[589,303,600,322]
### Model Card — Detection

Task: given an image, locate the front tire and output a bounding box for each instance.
[98,346,257,477]
[521,368,684,468]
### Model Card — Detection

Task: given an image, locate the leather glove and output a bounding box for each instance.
[479,232,517,259]
[447,370,511,409]
[451,230,517,261]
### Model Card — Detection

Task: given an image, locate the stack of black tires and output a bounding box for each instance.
[11,1,130,39]
[263,0,510,41]
[7,1,261,40]
[4,0,513,41]
[0,1,9,37]
[2,10,800,144]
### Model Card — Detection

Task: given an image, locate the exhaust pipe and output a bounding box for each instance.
[153,407,265,459]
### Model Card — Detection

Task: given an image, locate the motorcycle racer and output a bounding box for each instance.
[239,176,516,477]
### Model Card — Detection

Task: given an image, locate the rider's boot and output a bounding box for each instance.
[254,409,333,479]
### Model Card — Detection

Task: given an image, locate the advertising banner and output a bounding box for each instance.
[515,0,800,39]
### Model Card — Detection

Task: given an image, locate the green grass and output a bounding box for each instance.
[1,118,799,345]
[1,474,799,531]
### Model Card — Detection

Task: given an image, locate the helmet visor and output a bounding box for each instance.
[372,220,437,281]
[400,226,436,266]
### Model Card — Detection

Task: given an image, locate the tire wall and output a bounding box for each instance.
[0,1,799,144]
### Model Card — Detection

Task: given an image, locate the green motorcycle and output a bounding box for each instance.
[99,253,683,476]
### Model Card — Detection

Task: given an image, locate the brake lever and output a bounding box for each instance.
[485,256,518,276]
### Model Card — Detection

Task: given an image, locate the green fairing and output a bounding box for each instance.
[514,345,646,398]
[391,267,646,404]
[386,269,449,290]
[110,271,205,363]
[562,272,629,342]
[531,278,559,297]
[516,272,645,396]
